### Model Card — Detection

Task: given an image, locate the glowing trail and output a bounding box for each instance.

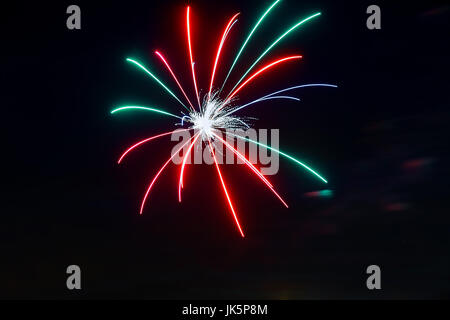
[178,132,202,202]
[213,132,288,208]
[111,106,183,120]
[155,51,195,111]
[225,131,328,183]
[263,83,338,97]
[224,19,238,40]
[225,83,337,116]
[208,12,240,102]
[212,132,273,188]
[140,134,196,214]
[223,55,302,107]
[223,95,300,117]
[186,6,201,108]
[224,84,338,117]
[208,140,245,237]
[126,58,190,112]
[220,0,282,93]
[117,129,191,164]
[226,12,321,98]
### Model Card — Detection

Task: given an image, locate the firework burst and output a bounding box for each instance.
[111,1,337,237]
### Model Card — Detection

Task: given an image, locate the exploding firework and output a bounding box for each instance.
[111,1,337,237]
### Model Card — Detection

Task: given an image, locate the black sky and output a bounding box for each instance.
[1,0,449,299]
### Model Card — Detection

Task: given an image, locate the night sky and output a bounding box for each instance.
[1,0,449,299]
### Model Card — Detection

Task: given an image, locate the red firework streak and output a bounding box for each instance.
[112,3,331,237]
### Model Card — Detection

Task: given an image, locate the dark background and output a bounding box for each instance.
[1,0,449,299]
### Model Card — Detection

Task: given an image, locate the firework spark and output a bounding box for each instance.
[112,2,337,237]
